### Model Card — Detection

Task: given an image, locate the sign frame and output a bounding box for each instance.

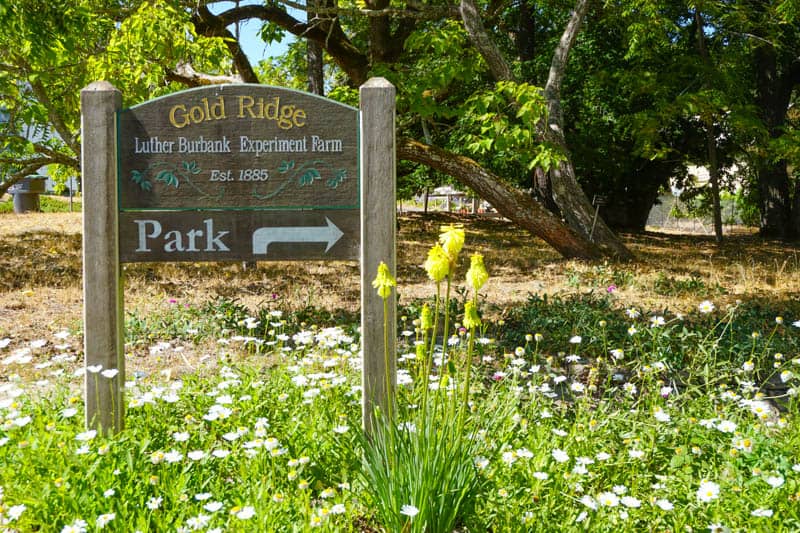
[81,80,396,435]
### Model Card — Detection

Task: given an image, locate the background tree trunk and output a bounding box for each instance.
[754,44,795,239]
[399,138,604,259]
[706,124,724,243]
[462,0,633,259]
[540,0,634,259]
[307,40,324,96]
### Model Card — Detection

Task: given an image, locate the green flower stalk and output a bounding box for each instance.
[372,261,396,420]
[460,294,483,432]
[420,304,433,332]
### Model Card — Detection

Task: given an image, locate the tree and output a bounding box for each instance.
[0,0,230,197]
[164,0,634,258]
[746,2,800,239]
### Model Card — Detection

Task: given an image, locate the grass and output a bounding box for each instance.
[1,212,800,531]
[0,194,82,214]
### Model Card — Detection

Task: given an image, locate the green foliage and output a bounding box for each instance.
[125,298,229,345]
[87,1,230,105]
[256,41,311,91]
[652,273,727,298]
[733,188,761,227]
[359,225,490,532]
[358,408,483,532]
[399,21,485,120]
[498,292,799,374]
[458,81,563,179]
[3,244,800,530]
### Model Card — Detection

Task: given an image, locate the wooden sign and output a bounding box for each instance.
[118,85,358,212]
[118,210,358,262]
[82,79,396,436]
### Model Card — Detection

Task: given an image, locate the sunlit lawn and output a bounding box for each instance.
[1,218,800,532]
[2,295,800,531]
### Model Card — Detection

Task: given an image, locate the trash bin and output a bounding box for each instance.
[9,175,47,213]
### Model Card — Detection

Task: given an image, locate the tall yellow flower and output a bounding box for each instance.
[372,261,396,300]
[463,300,481,330]
[420,303,433,331]
[439,224,465,262]
[424,244,450,282]
[466,253,489,291]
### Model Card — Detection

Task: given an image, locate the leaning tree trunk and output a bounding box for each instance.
[399,138,603,259]
[462,0,633,259]
[541,0,633,260]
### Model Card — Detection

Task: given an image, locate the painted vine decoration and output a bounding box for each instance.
[129,161,224,200]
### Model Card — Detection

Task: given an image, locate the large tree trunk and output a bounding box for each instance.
[399,138,603,259]
[754,44,795,239]
[461,0,634,259]
[541,0,633,259]
[758,161,792,237]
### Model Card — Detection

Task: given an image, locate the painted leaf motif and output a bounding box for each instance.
[326,169,347,189]
[278,160,295,173]
[155,170,179,188]
[183,161,201,174]
[130,170,152,192]
[298,169,320,186]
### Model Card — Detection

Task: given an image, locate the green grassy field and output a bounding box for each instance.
[0,212,799,531]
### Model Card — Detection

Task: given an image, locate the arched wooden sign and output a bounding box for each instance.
[117,85,359,262]
[81,80,396,435]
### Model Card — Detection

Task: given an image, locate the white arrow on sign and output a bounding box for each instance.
[252,217,345,255]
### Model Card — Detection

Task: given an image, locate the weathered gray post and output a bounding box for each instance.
[81,81,124,433]
[360,78,397,434]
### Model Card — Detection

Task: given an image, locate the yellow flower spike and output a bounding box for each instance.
[371,261,396,300]
[463,301,481,330]
[420,303,433,331]
[466,253,489,291]
[423,244,450,282]
[439,223,465,261]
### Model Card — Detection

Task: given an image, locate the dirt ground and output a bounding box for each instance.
[1,210,799,352]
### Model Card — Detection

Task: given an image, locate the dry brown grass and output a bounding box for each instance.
[2,211,799,348]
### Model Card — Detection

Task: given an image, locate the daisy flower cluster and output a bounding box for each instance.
[0,286,799,532]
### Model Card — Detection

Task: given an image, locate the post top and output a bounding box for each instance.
[360,77,395,89]
[82,80,119,93]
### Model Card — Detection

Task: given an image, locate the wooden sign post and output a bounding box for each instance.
[81,80,396,435]
[360,79,396,434]
[81,81,125,433]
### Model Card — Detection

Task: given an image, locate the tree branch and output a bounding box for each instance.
[217,0,457,21]
[398,137,603,259]
[0,133,80,167]
[193,3,370,85]
[193,5,259,83]
[0,162,57,197]
[459,0,514,82]
[166,62,244,87]
[543,0,590,136]
[27,78,81,156]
